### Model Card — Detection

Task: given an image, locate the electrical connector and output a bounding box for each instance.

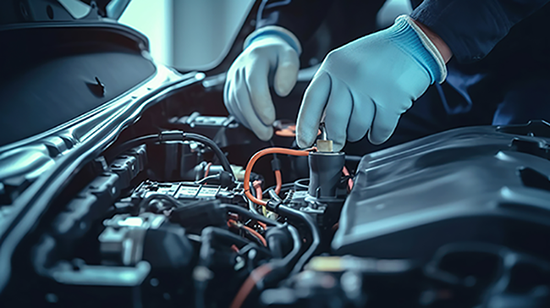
[169,199,226,232]
[266,199,281,212]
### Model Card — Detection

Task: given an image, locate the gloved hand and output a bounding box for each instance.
[296,15,447,151]
[224,26,301,141]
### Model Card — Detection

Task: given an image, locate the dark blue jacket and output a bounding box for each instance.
[256,0,550,63]
[255,0,550,123]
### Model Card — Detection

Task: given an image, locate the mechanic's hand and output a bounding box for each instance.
[296,15,447,151]
[224,27,301,141]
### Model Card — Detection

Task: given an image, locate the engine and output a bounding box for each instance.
[9,118,550,308]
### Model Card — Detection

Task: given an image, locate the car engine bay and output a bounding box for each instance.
[3,88,550,307]
[1,2,550,306]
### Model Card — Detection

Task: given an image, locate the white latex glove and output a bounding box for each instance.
[224,26,301,141]
[296,15,447,151]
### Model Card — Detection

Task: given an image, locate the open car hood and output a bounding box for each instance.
[1,0,130,24]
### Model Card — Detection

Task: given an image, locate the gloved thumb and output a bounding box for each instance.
[274,49,299,97]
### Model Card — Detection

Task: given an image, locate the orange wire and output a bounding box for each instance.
[242,225,267,247]
[255,186,263,200]
[203,162,213,178]
[274,170,282,195]
[342,166,354,191]
[257,221,267,231]
[202,162,213,185]
[228,219,238,228]
[244,148,312,206]
[228,219,267,247]
[253,180,263,200]
[230,264,273,308]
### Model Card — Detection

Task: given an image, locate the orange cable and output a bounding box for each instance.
[230,264,273,308]
[255,186,263,200]
[202,162,213,185]
[253,180,263,201]
[242,225,267,247]
[228,219,238,228]
[228,219,267,247]
[203,162,213,178]
[257,221,267,231]
[342,166,353,191]
[244,148,312,206]
[274,170,282,195]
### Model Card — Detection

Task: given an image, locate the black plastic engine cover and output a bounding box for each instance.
[332,121,550,263]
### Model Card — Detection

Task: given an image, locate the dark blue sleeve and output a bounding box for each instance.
[255,0,335,43]
[411,0,550,63]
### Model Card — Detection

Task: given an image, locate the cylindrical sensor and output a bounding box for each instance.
[308,151,345,198]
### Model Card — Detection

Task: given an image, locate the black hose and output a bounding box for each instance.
[241,227,267,248]
[199,227,272,260]
[293,178,309,190]
[110,131,234,178]
[268,189,281,202]
[220,204,305,279]
[195,227,270,308]
[200,227,248,253]
[267,236,283,259]
[261,224,302,287]
[263,182,318,274]
[183,132,232,175]
[221,204,302,271]
[282,225,301,266]
[111,134,157,158]
[278,205,321,276]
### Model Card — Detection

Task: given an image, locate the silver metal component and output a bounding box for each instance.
[99,213,167,266]
[234,256,245,271]
[316,140,334,152]
[193,266,214,282]
[51,261,151,286]
[98,227,147,266]
[316,122,334,152]
[103,213,167,229]
[320,122,327,140]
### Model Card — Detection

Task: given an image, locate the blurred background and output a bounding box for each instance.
[119,0,255,69]
[118,0,411,71]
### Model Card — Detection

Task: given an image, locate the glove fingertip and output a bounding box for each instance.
[274,80,296,97]
[274,66,299,97]
[257,104,276,126]
[255,126,274,142]
[296,132,314,149]
[332,140,345,152]
[367,130,390,145]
